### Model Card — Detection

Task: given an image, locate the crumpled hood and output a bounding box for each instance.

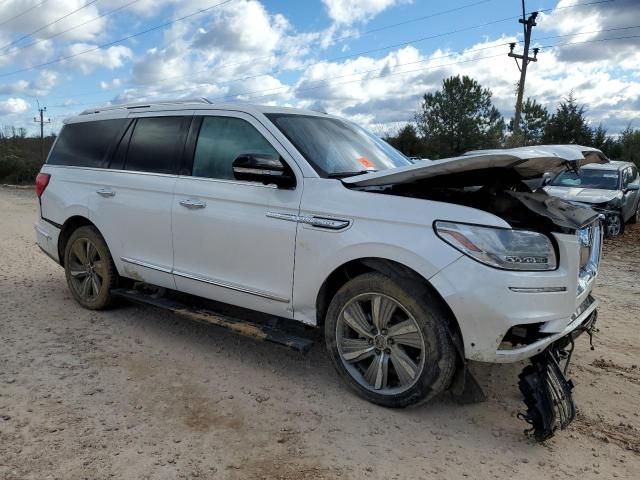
[543,186,620,204]
[343,145,608,188]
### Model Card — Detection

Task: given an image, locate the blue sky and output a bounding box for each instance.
[0,0,638,136]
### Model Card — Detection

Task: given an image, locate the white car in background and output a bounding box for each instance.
[35,99,605,440]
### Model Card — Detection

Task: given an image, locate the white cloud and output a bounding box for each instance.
[322,0,410,25]
[0,0,106,43]
[0,70,58,96]
[100,78,122,89]
[0,97,29,115]
[65,44,133,74]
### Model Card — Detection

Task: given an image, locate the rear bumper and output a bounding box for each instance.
[35,219,61,264]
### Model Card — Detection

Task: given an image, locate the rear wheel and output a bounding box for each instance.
[64,226,116,310]
[324,272,456,408]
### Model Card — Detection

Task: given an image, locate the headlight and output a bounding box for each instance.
[434,221,557,271]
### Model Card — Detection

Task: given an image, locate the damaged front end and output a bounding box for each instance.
[341,145,609,441]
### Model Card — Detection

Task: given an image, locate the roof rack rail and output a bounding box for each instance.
[80,97,212,115]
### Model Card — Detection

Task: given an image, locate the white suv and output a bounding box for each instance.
[35,98,604,438]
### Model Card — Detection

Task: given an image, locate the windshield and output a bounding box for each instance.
[266,113,411,177]
[550,169,620,190]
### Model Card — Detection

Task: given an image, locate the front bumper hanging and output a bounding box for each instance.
[517,310,598,441]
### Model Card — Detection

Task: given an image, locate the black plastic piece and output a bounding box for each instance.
[518,345,577,441]
[449,365,487,404]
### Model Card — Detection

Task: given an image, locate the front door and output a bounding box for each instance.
[171,112,302,318]
[621,166,640,222]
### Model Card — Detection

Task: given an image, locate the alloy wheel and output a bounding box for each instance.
[336,293,426,395]
[606,215,622,237]
[67,237,106,300]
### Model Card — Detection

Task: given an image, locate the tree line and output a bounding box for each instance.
[0,127,56,184]
[385,75,640,167]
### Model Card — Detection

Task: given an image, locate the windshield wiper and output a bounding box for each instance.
[327,170,377,179]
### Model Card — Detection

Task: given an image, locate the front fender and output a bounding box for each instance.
[292,233,462,325]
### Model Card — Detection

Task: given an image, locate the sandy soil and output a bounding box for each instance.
[1,186,639,480]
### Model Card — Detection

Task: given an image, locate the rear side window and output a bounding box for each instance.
[48,119,125,168]
[125,117,187,174]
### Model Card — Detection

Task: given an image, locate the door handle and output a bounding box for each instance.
[179,199,206,209]
[96,188,116,198]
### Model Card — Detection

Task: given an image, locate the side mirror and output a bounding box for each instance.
[541,172,552,186]
[625,183,639,192]
[232,153,296,189]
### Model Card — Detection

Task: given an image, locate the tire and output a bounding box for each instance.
[64,225,117,310]
[604,213,624,237]
[324,272,456,408]
[629,202,640,224]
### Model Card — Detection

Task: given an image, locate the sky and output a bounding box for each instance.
[0,0,638,137]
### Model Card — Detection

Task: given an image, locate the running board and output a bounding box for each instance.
[111,288,316,353]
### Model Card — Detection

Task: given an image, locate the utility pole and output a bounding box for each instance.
[33,102,51,161]
[509,0,539,137]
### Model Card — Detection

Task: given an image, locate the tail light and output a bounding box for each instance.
[35,173,51,198]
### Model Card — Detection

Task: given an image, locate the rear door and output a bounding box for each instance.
[89,112,192,290]
[171,111,302,318]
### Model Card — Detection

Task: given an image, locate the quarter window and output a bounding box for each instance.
[192,116,279,180]
[125,117,186,174]
[47,119,126,168]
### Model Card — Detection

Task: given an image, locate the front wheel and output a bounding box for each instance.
[324,272,456,408]
[605,213,624,237]
[629,202,640,224]
[64,226,117,310]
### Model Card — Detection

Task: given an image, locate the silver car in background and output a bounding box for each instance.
[544,161,640,236]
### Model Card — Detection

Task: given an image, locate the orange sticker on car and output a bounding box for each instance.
[357,157,375,169]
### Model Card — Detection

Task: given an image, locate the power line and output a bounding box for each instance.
[0,0,609,82]
[213,33,640,103]
[48,31,640,111]
[114,0,621,90]
[0,0,101,52]
[0,0,49,29]
[44,0,502,100]
[362,0,492,35]
[0,0,142,59]
[0,0,236,79]
[46,22,640,106]
[40,8,566,102]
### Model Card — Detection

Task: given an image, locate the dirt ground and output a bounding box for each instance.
[1,186,639,480]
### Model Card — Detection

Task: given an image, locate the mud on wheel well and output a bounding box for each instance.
[315,257,465,357]
[57,216,95,267]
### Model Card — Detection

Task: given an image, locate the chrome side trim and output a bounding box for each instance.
[43,164,179,179]
[266,212,351,230]
[173,270,290,303]
[120,256,173,274]
[120,256,289,303]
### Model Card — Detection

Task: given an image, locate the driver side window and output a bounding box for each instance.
[622,168,632,189]
[192,116,279,180]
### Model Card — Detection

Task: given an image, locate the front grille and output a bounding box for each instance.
[577,222,602,295]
